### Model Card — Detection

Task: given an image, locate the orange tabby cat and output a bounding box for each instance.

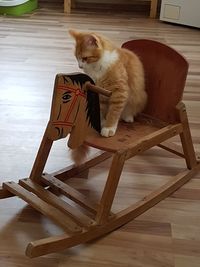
[69,29,147,138]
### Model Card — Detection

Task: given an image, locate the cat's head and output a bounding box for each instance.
[69,29,104,70]
[69,30,113,71]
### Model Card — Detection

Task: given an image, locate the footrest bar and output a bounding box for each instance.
[3,181,82,233]
[19,178,95,227]
[41,174,98,214]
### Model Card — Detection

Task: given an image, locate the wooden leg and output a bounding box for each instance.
[150,0,158,18]
[177,102,197,169]
[29,126,53,183]
[64,0,71,13]
[95,150,127,225]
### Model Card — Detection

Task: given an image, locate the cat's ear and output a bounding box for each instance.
[84,35,99,47]
[69,30,99,47]
[69,29,80,39]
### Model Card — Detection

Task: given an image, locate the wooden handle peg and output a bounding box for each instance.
[85,82,112,97]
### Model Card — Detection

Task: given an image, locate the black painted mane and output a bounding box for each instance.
[63,73,101,133]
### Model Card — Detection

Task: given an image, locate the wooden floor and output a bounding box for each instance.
[0,3,200,266]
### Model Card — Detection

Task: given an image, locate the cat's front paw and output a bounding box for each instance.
[101,126,117,137]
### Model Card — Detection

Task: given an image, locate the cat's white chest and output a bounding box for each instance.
[84,50,119,82]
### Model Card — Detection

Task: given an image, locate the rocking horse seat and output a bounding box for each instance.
[85,119,182,153]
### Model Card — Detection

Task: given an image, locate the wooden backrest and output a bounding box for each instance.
[122,39,189,123]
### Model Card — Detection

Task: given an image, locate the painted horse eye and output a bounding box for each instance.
[82,57,88,62]
[62,92,71,103]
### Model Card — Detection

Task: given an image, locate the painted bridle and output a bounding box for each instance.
[47,73,111,143]
[52,83,86,129]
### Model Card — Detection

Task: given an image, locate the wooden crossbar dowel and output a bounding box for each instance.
[85,82,112,97]
[3,182,82,233]
[41,174,98,214]
[158,141,185,158]
[52,151,111,181]
[19,178,95,227]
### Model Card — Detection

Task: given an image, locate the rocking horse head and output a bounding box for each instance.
[47,73,101,149]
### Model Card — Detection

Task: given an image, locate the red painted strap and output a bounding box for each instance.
[64,94,78,122]
[52,85,86,126]
[57,85,86,98]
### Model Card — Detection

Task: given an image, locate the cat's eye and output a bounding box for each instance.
[82,57,88,62]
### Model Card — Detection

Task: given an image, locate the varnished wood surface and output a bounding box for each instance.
[0,3,200,266]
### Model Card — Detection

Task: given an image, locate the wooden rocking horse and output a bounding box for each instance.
[0,39,199,258]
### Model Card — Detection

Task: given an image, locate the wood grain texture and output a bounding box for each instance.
[0,2,200,266]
